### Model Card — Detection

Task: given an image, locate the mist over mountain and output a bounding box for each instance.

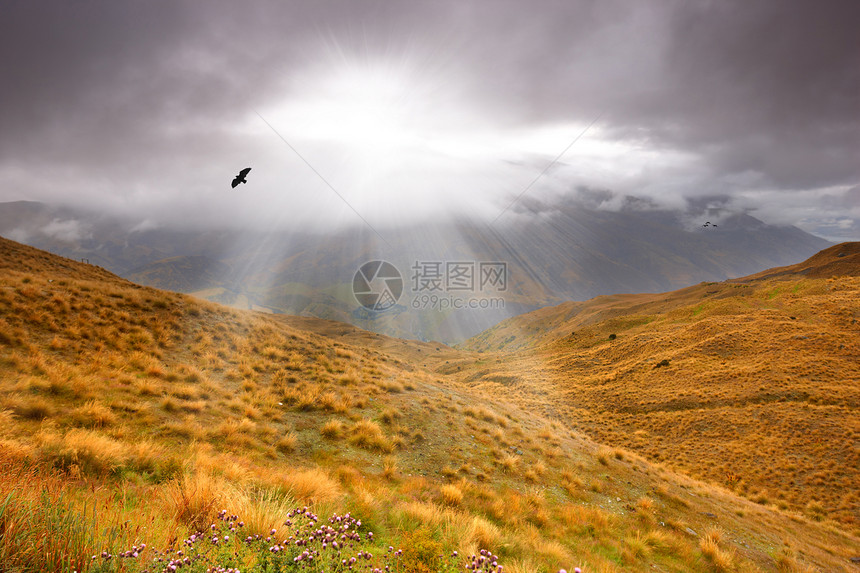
[0,198,830,343]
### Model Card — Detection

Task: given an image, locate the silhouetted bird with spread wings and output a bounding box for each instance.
[231,167,251,188]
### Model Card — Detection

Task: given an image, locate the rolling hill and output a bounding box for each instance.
[1,236,859,571]
[461,243,860,526]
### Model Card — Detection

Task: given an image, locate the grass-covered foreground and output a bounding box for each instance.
[1,237,858,571]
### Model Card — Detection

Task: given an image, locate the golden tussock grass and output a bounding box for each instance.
[515,523,571,565]
[395,500,451,529]
[641,529,681,556]
[460,266,860,525]
[0,455,177,572]
[440,483,464,506]
[69,400,116,428]
[135,379,160,396]
[461,515,502,553]
[335,464,362,486]
[379,379,404,393]
[699,535,735,572]
[8,394,56,421]
[382,455,398,480]
[561,473,586,499]
[622,531,652,563]
[2,238,859,572]
[35,426,127,475]
[559,503,612,534]
[320,419,345,439]
[380,406,401,425]
[348,419,394,452]
[272,467,340,505]
[276,432,298,452]
[163,415,206,441]
[220,484,297,537]
[773,547,818,573]
[500,454,519,473]
[164,471,230,530]
[596,447,612,466]
[0,409,17,436]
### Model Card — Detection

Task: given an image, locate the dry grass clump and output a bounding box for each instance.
[500,454,519,473]
[170,384,200,400]
[537,426,558,442]
[135,379,160,396]
[213,418,259,448]
[0,455,174,573]
[463,515,502,553]
[441,483,464,506]
[320,419,345,439]
[276,432,298,453]
[635,496,655,522]
[69,400,116,428]
[221,484,297,538]
[282,383,321,411]
[463,405,505,426]
[36,427,127,475]
[382,455,398,480]
[596,447,612,466]
[377,378,404,393]
[348,419,394,452]
[699,527,735,571]
[317,390,339,411]
[561,471,586,499]
[523,467,542,483]
[804,500,827,522]
[275,467,340,505]
[379,407,401,425]
[623,531,653,562]
[773,547,818,573]
[396,500,449,529]
[164,471,229,530]
[10,395,56,420]
[0,409,17,437]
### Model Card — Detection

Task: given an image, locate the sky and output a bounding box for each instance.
[1,0,858,241]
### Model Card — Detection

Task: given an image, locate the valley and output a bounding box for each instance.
[0,236,858,571]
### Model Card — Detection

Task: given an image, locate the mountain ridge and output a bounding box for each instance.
[0,200,832,343]
[463,241,860,352]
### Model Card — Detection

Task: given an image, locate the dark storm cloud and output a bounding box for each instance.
[660,0,860,189]
[0,0,857,235]
[445,0,860,190]
[1,2,289,161]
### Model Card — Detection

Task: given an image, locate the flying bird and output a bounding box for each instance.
[231,167,251,188]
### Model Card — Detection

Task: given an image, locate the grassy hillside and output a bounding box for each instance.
[126,255,233,294]
[0,236,858,572]
[461,243,860,527]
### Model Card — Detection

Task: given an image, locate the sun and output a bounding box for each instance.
[274,59,430,154]
[255,54,467,217]
[254,51,614,223]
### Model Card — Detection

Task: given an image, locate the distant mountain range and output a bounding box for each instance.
[0,199,831,343]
